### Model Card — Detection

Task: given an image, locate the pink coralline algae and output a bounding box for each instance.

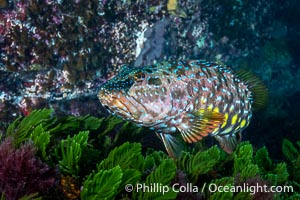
[0,138,58,200]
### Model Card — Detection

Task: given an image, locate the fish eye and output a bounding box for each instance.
[133,71,145,82]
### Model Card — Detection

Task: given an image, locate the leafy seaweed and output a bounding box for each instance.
[30,124,51,160]
[1,109,300,199]
[133,159,178,200]
[282,139,299,162]
[97,142,142,170]
[97,115,124,136]
[177,145,220,183]
[81,166,123,200]
[233,142,259,179]
[146,159,176,185]
[282,139,300,183]
[6,109,53,147]
[54,131,89,176]
[274,163,289,184]
[255,146,272,173]
[208,190,233,200]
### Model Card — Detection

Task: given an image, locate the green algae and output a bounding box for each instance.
[0,109,299,199]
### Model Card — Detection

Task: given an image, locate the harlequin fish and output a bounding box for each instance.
[98,60,267,158]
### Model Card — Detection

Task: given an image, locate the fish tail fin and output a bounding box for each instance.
[214,132,242,154]
[236,69,268,110]
[156,132,184,158]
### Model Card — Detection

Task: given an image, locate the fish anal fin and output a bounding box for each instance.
[214,132,242,154]
[180,110,224,143]
[156,132,184,158]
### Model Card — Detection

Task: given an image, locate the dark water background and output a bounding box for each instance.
[243,0,300,160]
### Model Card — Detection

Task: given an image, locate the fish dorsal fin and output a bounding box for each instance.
[180,109,224,143]
[156,132,184,158]
[236,69,268,110]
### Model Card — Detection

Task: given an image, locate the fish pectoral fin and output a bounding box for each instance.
[180,110,224,143]
[214,131,242,154]
[156,132,184,159]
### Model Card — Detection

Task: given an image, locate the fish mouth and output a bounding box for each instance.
[98,90,137,119]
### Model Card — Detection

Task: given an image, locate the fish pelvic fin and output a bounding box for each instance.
[156,132,184,158]
[236,69,268,110]
[179,109,224,143]
[214,131,242,154]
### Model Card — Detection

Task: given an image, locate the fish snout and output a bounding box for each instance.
[98,90,131,116]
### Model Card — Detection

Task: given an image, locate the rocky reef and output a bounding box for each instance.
[1,0,297,128]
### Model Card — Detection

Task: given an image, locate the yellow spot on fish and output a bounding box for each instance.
[240,119,247,128]
[213,107,219,113]
[221,113,228,128]
[201,96,206,104]
[231,114,238,125]
[223,127,233,134]
[207,104,213,111]
[212,127,219,135]
[235,126,240,131]
[195,109,205,116]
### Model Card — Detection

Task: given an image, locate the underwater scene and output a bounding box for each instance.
[0,0,299,199]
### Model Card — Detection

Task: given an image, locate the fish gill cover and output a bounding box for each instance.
[0,0,299,199]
